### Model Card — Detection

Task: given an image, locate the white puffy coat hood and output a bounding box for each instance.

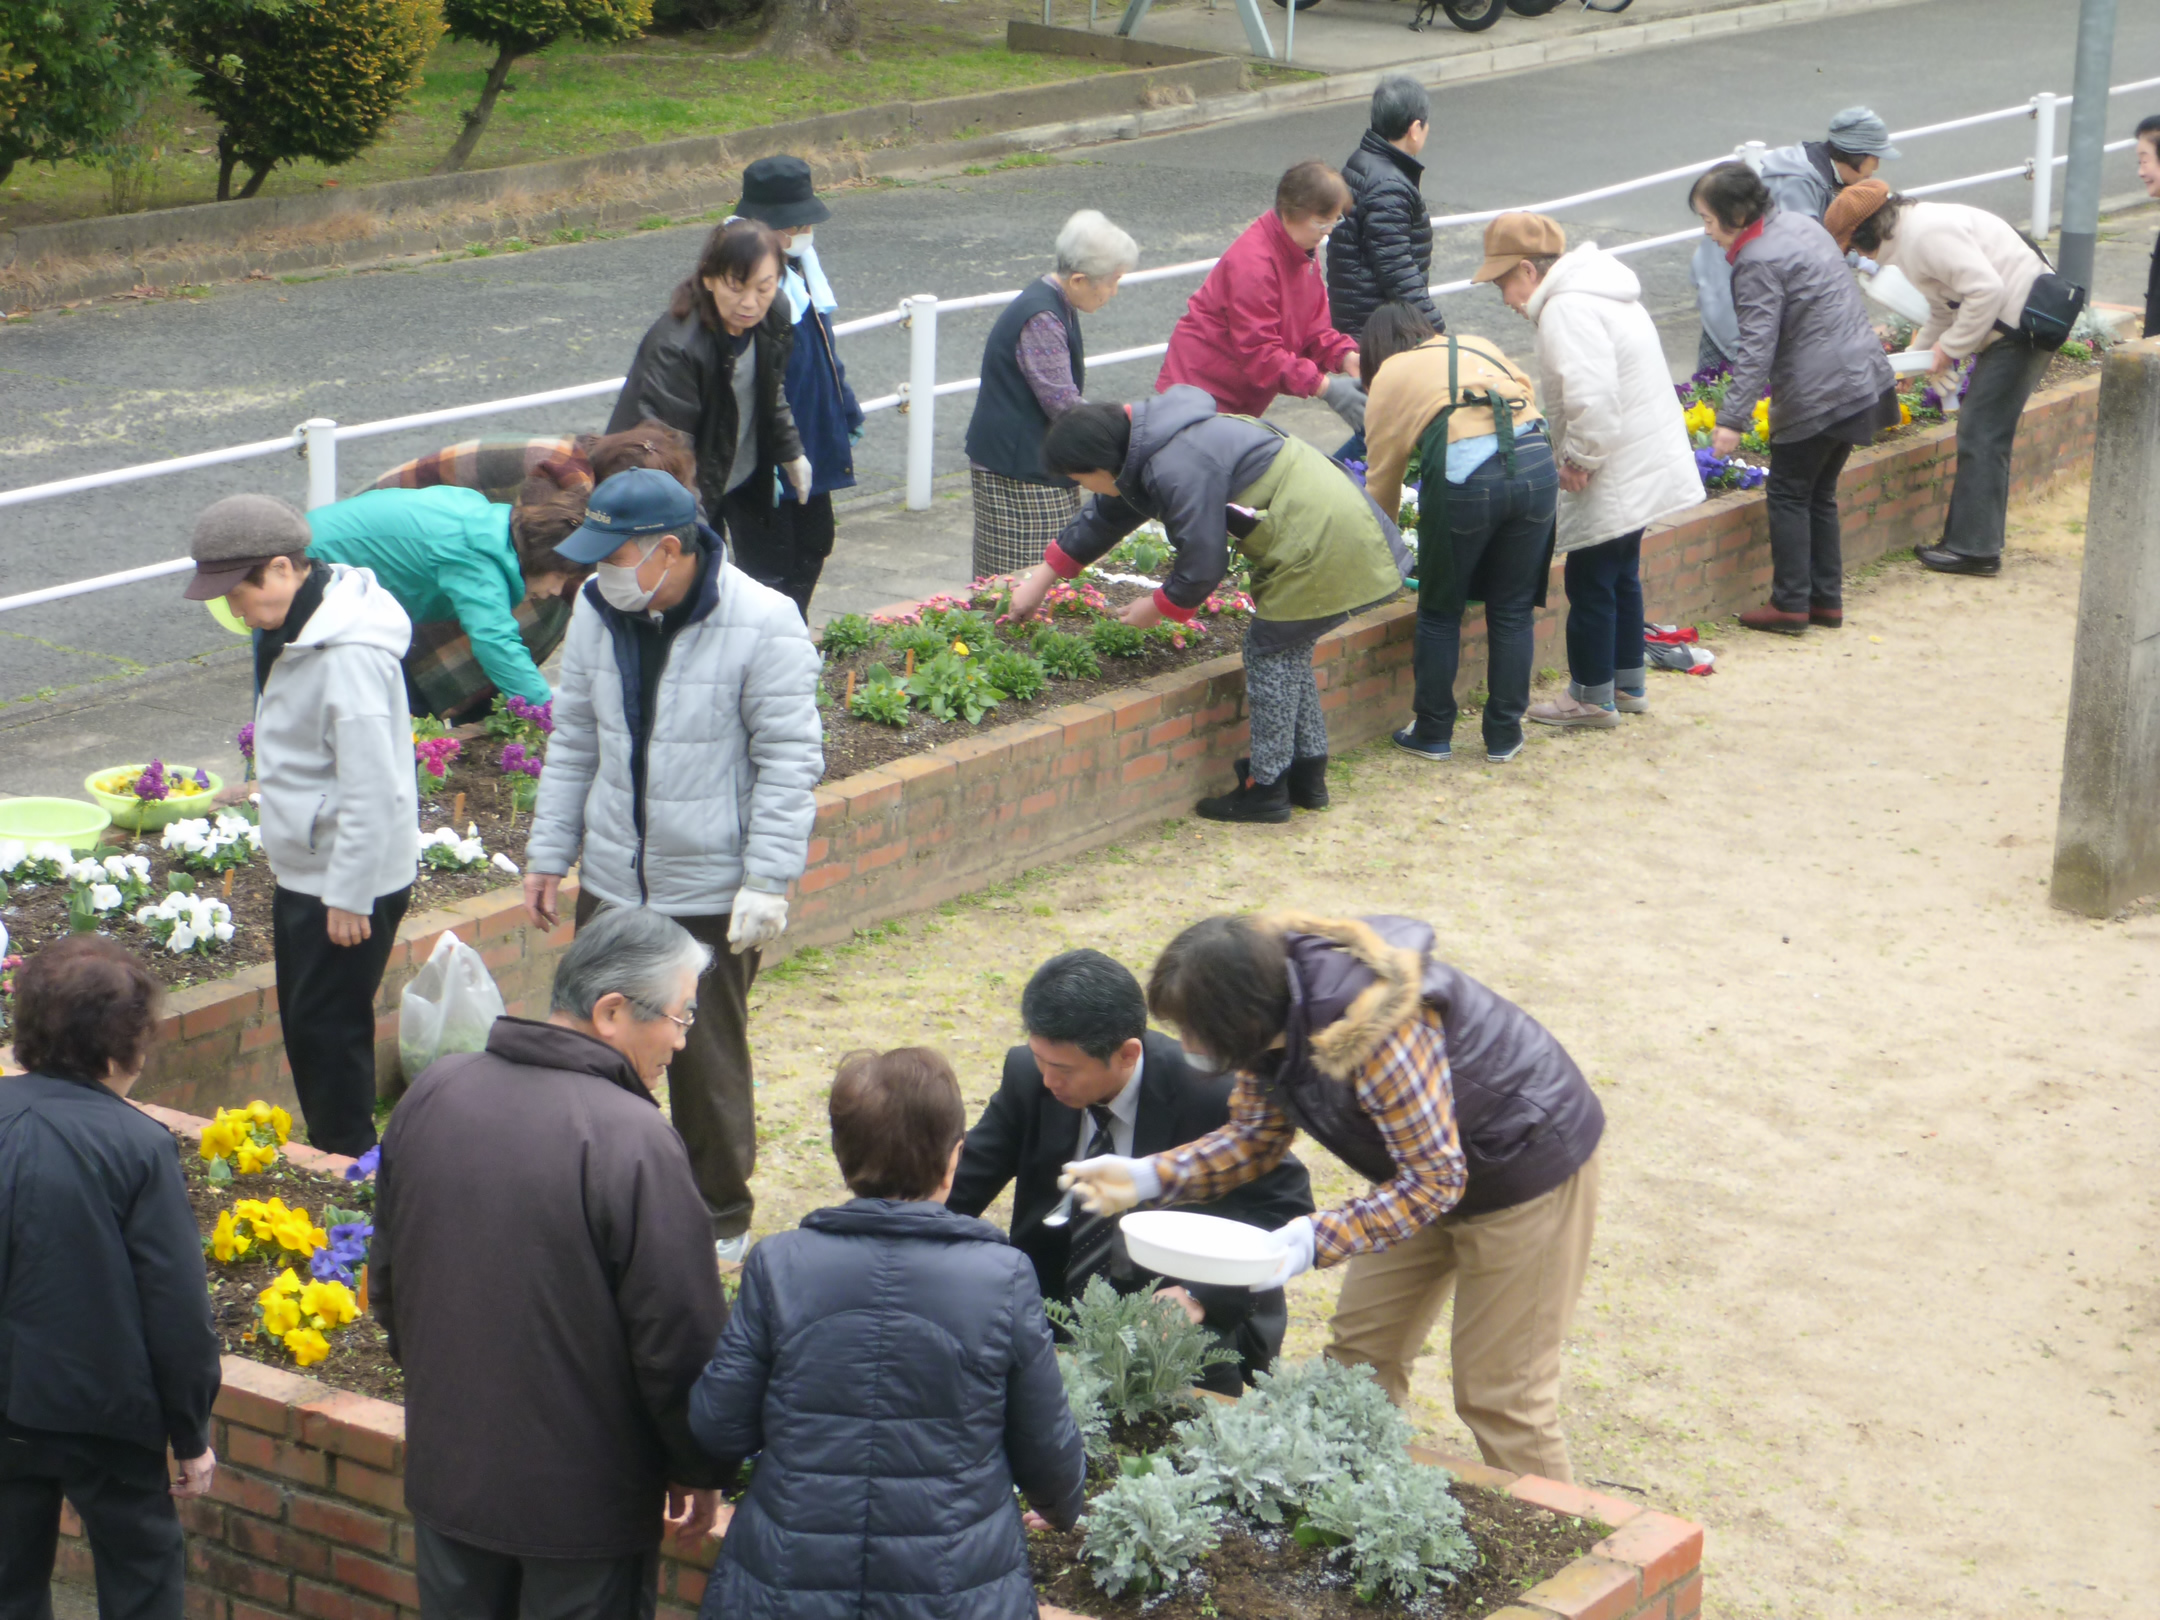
[1529,244,1706,553]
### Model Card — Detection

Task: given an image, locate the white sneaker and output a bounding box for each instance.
[1527,696,1620,730]
[715,1234,752,1265]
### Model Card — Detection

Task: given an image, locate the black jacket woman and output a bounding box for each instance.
[0,937,222,1620]
[609,219,813,615]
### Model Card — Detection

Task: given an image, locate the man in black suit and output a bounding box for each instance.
[946,949,1314,1391]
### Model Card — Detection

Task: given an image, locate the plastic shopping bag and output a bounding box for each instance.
[399,931,507,1083]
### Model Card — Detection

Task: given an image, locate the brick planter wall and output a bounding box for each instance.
[93,375,2095,1118]
[58,1357,1702,1620]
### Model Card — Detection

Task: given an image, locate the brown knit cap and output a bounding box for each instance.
[1824,179,1892,251]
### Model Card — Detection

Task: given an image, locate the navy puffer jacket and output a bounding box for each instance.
[690,1199,1087,1620]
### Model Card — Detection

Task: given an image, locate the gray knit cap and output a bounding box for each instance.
[1826,107,1900,161]
[183,493,312,600]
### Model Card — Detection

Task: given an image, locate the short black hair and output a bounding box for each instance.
[1359,300,1438,390]
[1021,950,1146,1061]
[1146,916,1291,1076]
[2137,114,2160,148]
[1825,144,1869,171]
[1042,401,1132,480]
[1371,75,1430,142]
[1689,161,1771,232]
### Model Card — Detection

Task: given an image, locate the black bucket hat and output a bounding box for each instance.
[735,155,831,230]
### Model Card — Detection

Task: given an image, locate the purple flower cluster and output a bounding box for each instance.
[344,1145,381,1182]
[311,1221,373,1286]
[1694,446,1767,492]
[193,767,211,790]
[505,695,553,735]
[415,736,461,780]
[236,724,255,762]
[499,742,545,779]
[133,759,170,802]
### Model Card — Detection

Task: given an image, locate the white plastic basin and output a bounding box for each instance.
[1121,1210,1281,1288]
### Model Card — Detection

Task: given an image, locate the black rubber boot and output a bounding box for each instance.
[1196,772,1292,824]
[1286,755,1330,811]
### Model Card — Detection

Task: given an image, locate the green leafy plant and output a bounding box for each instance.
[0,0,170,188]
[883,621,955,664]
[906,651,1001,725]
[1247,1357,1412,1459]
[1297,1463,1475,1600]
[436,0,653,174]
[1080,1456,1222,1597]
[1032,628,1101,682]
[919,605,996,647]
[1175,1359,1408,1526]
[819,613,877,660]
[979,649,1048,704]
[1047,1276,1235,1426]
[848,665,911,728]
[1099,529,1174,577]
[1058,1349,1112,1462]
[1088,620,1149,660]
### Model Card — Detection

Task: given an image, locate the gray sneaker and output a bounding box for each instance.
[1614,689,1651,715]
[1527,696,1620,729]
[715,1234,753,1265]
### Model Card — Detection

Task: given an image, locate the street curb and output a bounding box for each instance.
[0,0,1929,313]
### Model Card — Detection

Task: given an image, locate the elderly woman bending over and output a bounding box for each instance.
[963,208,1139,580]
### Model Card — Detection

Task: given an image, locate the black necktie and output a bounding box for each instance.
[1063,1105,1121,1297]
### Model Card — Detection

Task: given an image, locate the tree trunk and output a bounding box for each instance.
[236,159,274,200]
[216,134,239,203]
[763,0,859,58]
[436,43,521,175]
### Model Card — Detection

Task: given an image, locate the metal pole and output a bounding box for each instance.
[2031,92,2059,238]
[300,418,338,510]
[903,296,938,511]
[2058,0,2118,287]
[1285,0,1294,65]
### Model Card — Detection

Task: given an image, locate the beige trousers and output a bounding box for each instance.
[1323,1150,1600,1482]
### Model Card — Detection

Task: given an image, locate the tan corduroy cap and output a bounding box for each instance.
[1471,212,1568,284]
[1824,179,1892,251]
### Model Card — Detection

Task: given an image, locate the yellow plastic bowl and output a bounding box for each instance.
[83,765,224,832]
[0,796,113,852]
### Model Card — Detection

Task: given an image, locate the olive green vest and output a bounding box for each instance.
[1227,426,1403,622]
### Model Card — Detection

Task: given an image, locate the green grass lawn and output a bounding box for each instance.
[0,19,1122,231]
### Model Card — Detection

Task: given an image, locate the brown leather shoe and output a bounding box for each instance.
[1810,605,1843,629]
[1738,604,1809,636]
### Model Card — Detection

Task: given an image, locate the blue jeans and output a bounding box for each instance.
[1561,530,1645,705]
[1410,438,1557,753]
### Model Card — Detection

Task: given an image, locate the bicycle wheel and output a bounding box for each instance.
[1507,0,1566,13]
[1268,0,1326,11]
[1440,0,1507,27]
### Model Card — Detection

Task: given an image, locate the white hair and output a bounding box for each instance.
[1055,210,1140,281]
[550,904,711,1021]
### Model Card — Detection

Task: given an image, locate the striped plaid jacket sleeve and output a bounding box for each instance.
[1149,1007,1468,1266]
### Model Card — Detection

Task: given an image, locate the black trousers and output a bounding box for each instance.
[720,485,835,619]
[1764,434,1854,613]
[272,883,412,1156]
[0,1430,182,1620]
[1941,335,2051,559]
[414,1523,657,1620]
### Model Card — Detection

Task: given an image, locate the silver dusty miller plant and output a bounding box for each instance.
[1299,1463,1476,1600]
[1057,1349,1112,1462]
[1046,1274,1235,1426]
[1079,1456,1223,1597]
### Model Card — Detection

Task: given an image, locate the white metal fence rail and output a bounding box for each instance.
[3,73,2156,616]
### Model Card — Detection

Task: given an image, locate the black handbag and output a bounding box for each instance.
[2006,233,2087,351]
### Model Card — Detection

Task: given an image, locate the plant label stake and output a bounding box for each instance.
[844,670,858,706]
[222,867,235,898]
[904,649,917,677]
[452,791,466,825]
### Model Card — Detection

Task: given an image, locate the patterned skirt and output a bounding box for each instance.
[970,468,1081,580]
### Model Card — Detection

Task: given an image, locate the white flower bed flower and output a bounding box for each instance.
[135,891,236,956]
[63,853,153,914]
[162,812,263,872]
[421,823,519,875]
[0,840,71,885]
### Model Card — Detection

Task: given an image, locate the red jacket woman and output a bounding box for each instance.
[1157,162,1362,419]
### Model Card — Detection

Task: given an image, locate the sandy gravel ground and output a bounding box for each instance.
[708,479,2158,1617]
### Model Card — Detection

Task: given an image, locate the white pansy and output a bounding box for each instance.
[90,883,123,912]
[30,842,69,866]
[214,922,235,942]
[0,839,25,874]
[419,825,489,872]
[489,852,520,876]
[171,924,197,951]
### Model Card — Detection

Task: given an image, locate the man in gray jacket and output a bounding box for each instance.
[185,496,419,1155]
[525,468,824,1263]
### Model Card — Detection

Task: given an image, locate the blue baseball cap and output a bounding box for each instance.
[556,468,698,565]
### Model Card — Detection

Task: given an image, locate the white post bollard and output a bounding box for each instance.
[300,418,338,510]
[2031,92,2059,239]
[904,294,938,512]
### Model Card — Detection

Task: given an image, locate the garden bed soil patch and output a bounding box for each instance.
[1029,1483,1602,1619]
[3,738,528,992]
[179,1142,400,1402]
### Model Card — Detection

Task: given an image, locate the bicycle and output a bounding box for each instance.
[1403,0,1634,34]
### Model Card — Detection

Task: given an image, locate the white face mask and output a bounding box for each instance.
[785,228,813,257]
[595,539,664,613]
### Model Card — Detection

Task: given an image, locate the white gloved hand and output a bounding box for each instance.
[727,889,789,955]
[1059,1154,1163,1217]
[784,456,814,505]
[1252,1216,1316,1292]
[1321,374,1367,433]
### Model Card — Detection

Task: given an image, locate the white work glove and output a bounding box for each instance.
[1320,374,1367,433]
[784,456,814,505]
[1252,1216,1315,1291]
[727,889,789,955]
[1059,1155,1163,1217]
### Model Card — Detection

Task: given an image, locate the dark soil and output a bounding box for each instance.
[3,737,527,993]
[1029,1483,1603,1620]
[179,1137,402,1402]
[816,580,1275,780]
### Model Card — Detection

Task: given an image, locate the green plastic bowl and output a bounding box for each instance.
[0,796,114,852]
[83,765,224,832]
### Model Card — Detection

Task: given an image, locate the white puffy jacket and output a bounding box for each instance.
[1529,245,1706,554]
[526,537,824,916]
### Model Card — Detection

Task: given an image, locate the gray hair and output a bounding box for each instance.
[1371,76,1430,142]
[1055,209,1140,280]
[550,904,711,1021]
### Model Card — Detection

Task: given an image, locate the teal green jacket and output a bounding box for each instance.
[306,486,550,704]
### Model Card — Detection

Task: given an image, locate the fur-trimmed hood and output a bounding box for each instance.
[1263,912,1430,1082]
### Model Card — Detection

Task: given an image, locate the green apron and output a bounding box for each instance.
[1410,338,1550,616]
[1227,425,1403,622]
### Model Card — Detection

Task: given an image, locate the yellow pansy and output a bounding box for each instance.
[209,1210,253,1263]
[267,1106,292,1144]
[951,639,970,657]
[1682,402,1715,436]
[300,1279,359,1328]
[200,1118,241,1161]
[269,1207,327,1257]
[234,1139,277,1175]
[1750,397,1770,435]
[260,1291,302,1337]
[283,1328,331,1367]
[1898,399,1913,425]
[245,1101,271,1125]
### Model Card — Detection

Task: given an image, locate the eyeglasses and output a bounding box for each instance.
[631,999,697,1030]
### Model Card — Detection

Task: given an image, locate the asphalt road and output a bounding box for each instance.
[2,0,2155,707]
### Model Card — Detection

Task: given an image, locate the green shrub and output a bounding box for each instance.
[1058,1350,1112,1462]
[1089,620,1149,660]
[906,651,1000,725]
[1080,1457,1221,1597]
[980,649,1048,704]
[437,0,652,173]
[1047,1276,1235,1427]
[0,0,168,188]
[819,613,877,660]
[1032,629,1100,681]
[848,665,910,727]
[1298,1463,1475,1600]
[919,605,996,646]
[883,621,954,663]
